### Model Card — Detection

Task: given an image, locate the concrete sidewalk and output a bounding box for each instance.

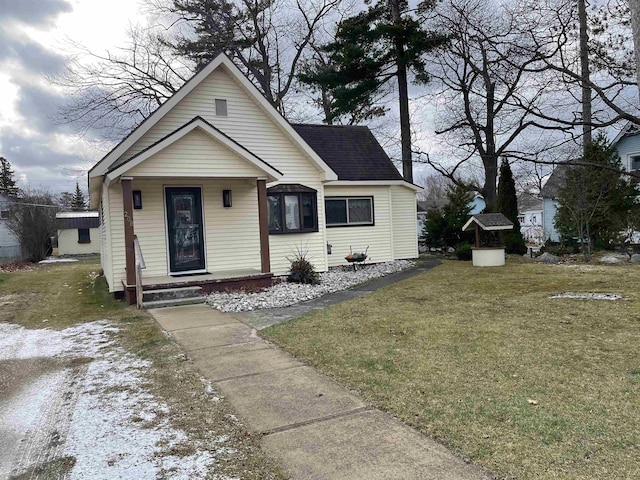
[150,303,490,480]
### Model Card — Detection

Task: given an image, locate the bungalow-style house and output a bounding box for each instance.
[0,193,21,263]
[55,211,101,256]
[89,54,419,302]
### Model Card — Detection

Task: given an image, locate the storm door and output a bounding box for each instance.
[165,187,206,274]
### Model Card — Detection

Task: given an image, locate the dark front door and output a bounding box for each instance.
[165,187,205,273]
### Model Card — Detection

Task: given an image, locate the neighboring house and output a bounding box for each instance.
[56,212,101,256]
[469,193,486,214]
[541,122,640,242]
[0,193,21,263]
[517,192,544,244]
[612,122,640,172]
[88,53,419,302]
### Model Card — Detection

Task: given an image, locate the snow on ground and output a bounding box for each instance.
[39,258,79,264]
[0,321,231,479]
[548,292,628,301]
[205,260,415,312]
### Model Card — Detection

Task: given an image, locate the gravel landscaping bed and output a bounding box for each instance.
[205,260,415,312]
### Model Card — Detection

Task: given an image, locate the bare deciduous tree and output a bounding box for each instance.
[52,26,193,140]
[162,0,343,117]
[5,189,59,262]
[422,0,570,210]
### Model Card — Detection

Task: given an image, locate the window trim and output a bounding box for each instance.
[215,98,228,117]
[267,190,319,234]
[78,228,91,244]
[629,153,640,171]
[325,196,375,228]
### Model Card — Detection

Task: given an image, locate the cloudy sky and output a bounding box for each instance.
[0,0,143,193]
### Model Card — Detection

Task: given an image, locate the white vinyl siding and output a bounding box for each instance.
[106,178,263,291]
[121,67,324,185]
[99,198,111,290]
[390,186,418,259]
[57,228,101,255]
[324,186,393,267]
[126,129,266,178]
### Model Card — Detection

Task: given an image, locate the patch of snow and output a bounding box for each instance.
[39,258,79,264]
[0,321,233,479]
[549,292,628,301]
[206,260,414,312]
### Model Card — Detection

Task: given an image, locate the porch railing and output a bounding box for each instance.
[134,235,146,308]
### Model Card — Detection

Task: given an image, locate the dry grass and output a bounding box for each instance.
[0,260,285,479]
[263,259,640,480]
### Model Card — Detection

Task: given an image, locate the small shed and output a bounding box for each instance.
[462,213,514,266]
[56,212,101,256]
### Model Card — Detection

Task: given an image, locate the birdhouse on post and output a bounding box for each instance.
[462,213,514,266]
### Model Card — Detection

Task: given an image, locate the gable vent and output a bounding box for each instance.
[215,99,228,117]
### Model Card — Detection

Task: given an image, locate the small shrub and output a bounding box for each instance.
[505,232,527,255]
[287,247,320,285]
[455,242,473,261]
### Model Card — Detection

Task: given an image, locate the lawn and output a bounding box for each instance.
[0,259,285,479]
[263,259,640,480]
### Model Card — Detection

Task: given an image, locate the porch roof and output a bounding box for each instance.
[104,116,283,186]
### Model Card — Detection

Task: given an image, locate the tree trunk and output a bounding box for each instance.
[630,0,640,96]
[481,154,498,211]
[389,0,413,183]
[578,0,592,149]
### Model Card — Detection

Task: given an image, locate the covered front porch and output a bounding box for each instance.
[119,176,274,305]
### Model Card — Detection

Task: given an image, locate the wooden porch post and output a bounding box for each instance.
[475,224,481,248]
[257,179,271,273]
[121,177,136,302]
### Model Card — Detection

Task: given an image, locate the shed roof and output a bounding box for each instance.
[291,124,404,181]
[462,213,514,231]
[56,211,100,229]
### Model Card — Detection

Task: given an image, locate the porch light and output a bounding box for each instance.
[223,189,232,208]
[133,190,142,209]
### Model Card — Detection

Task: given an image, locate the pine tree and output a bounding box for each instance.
[70,182,87,211]
[0,157,19,197]
[421,184,473,250]
[497,159,526,254]
[298,0,447,183]
[555,133,636,259]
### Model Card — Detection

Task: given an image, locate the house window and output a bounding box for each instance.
[267,186,318,234]
[215,99,228,117]
[325,197,374,227]
[630,154,640,171]
[78,228,91,244]
[0,210,9,219]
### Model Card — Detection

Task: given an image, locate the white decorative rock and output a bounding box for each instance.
[535,252,560,264]
[599,255,623,264]
[630,254,640,264]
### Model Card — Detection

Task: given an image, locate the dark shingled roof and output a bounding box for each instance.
[56,214,100,230]
[473,213,514,228]
[291,124,404,181]
[540,163,572,199]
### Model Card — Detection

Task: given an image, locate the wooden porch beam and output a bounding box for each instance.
[121,178,136,293]
[257,179,271,273]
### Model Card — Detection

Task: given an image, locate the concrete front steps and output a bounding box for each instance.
[142,286,205,309]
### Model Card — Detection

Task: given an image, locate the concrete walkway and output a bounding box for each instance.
[150,300,491,479]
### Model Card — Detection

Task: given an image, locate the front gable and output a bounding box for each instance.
[91,55,337,186]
